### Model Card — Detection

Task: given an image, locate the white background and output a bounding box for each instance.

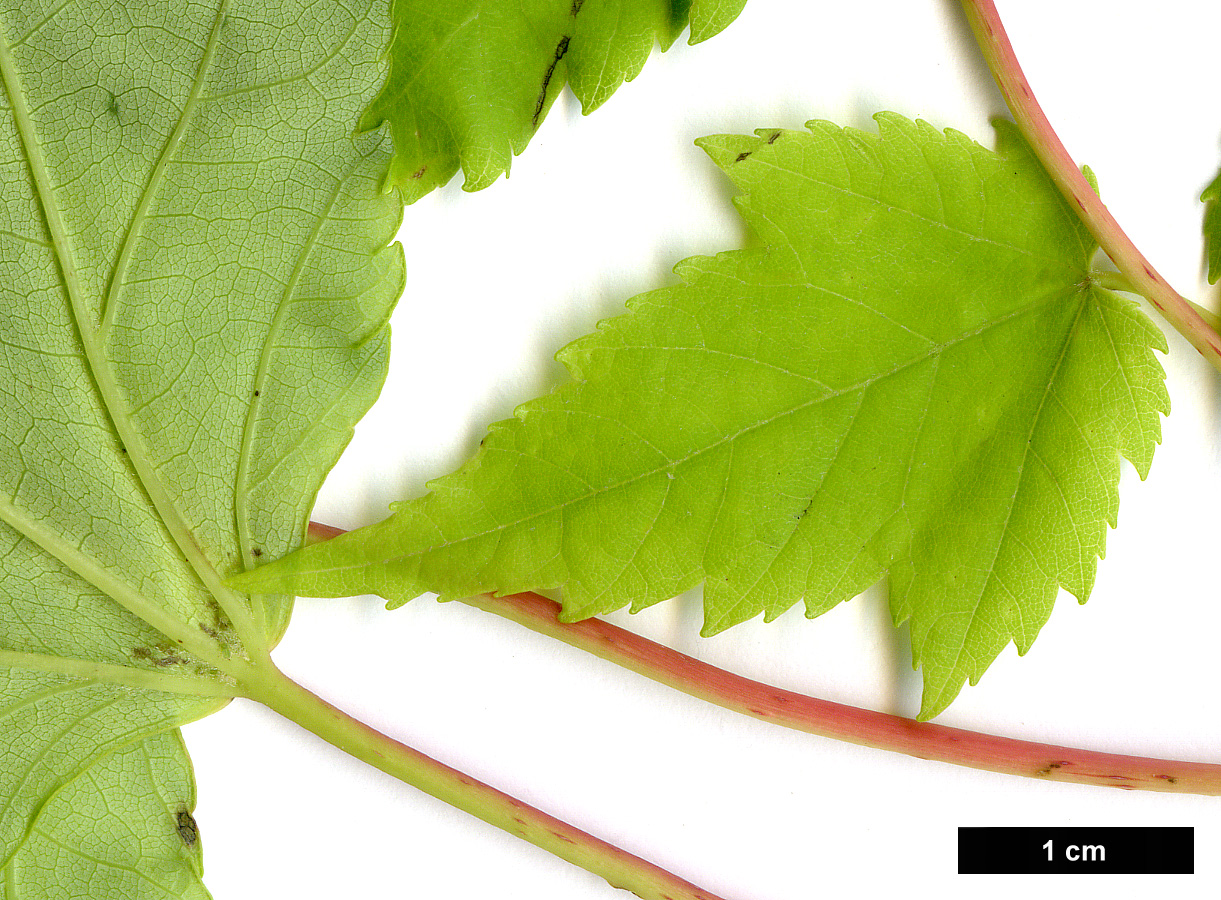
[185,1,1221,898]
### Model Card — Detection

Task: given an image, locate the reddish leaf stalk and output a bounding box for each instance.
[959,0,1221,372]
[239,653,730,900]
[307,521,1221,795]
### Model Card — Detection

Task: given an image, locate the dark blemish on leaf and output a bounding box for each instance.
[411,165,427,180]
[735,151,752,163]
[533,36,571,128]
[203,595,235,639]
[198,622,219,638]
[251,547,262,557]
[106,91,119,118]
[253,389,260,397]
[136,646,187,667]
[119,446,127,454]
[767,131,782,144]
[176,808,199,849]
[570,0,585,14]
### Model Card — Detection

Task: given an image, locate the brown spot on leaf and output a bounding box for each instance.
[735,151,752,162]
[176,809,199,849]
[767,131,782,144]
[411,165,427,180]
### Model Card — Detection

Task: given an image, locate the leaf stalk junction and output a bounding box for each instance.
[959,0,1221,372]
[233,654,729,900]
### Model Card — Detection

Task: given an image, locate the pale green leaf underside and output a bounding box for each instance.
[241,114,1168,719]
[0,0,402,892]
[364,0,748,193]
[1,732,210,900]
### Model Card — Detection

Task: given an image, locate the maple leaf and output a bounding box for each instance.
[0,0,401,891]
[237,114,1169,718]
[365,0,748,193]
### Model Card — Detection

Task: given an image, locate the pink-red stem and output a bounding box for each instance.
[959,0,1221,372]
[307,521,1221,795]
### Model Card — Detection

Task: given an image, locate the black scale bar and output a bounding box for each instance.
[958,827,1193,874]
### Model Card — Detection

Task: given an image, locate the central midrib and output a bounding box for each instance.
[312,285,1079,578]
[0,2,258,654]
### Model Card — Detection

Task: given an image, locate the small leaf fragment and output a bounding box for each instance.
[237,114,1168,718]
[364,0,749,193]
[1201,171,1221,284]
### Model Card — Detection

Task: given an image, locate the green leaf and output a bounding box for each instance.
[237,114,1168,718]
[1,732,210,900]
[1201,171,1221,284]
[0,0,401,892]
[363,0,749,193]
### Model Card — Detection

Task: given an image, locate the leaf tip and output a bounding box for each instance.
[915,678,962,722]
